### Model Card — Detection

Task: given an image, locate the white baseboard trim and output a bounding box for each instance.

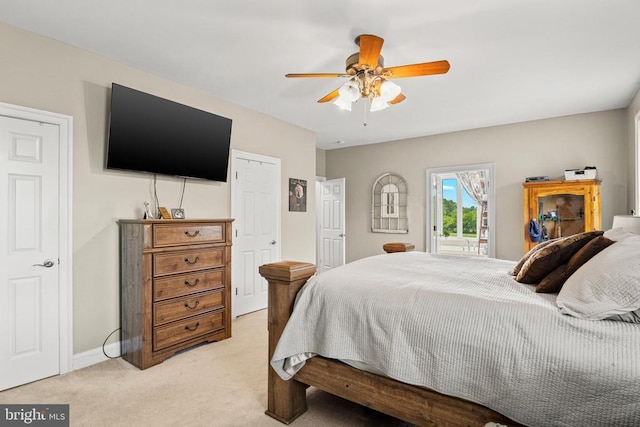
[72,341,121,371]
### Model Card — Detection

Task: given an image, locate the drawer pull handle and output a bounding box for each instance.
[184,300,200,310]
[184,256,200,265]
[184,322,200,332]
[184,278,200,287]
[184,230,200,238]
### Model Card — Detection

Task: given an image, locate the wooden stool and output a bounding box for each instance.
[383,242,415,253]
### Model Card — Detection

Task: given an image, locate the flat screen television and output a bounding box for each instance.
[106,83,232,182]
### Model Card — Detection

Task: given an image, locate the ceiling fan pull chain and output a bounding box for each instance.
[363,100,368,127]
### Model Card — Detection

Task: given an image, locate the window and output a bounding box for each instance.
[441,177,477,239]
[426,163,495,258]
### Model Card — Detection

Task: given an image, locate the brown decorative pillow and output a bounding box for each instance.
[511,239,555,276]
[536,236,615,293]
[515,230,603,284]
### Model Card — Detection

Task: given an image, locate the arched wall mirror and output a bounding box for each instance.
[372,172,408,233]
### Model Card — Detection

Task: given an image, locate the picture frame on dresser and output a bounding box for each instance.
[158,207,172,219]
[171,208,185,219]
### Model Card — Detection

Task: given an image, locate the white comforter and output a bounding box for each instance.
[271,252,640,426]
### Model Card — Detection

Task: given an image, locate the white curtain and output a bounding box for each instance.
[456,170,487,205]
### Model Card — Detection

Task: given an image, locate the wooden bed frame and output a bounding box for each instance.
[259,261,522,426]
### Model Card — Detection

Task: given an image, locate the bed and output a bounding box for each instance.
[259,217,640,426]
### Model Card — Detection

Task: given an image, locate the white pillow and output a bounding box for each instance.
[603,227,635,242]
[556,235,640,320]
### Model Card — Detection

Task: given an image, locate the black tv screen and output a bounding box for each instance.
[106,83,232,182]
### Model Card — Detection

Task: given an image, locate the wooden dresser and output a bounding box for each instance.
[119,218,233,369]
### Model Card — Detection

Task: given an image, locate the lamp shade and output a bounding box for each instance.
[333,96,352,111]
[370,96,389,112]
[612,215,640,234]
[380,80,401,102]
[338,80,360,102]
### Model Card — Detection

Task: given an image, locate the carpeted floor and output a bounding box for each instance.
[0,309,410,426]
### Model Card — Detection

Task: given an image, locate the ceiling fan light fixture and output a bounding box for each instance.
[333,96,352,111]
[380,80,401,102]
[338,80,360,103]
[370,96,389,112]
[287,34,449,111]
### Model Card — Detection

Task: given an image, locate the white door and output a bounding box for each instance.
[317,178,345,273]
[0,115,61,390]
[231,151,280,317]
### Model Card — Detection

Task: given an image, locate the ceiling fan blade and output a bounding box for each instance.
[317,88,340,103]
[357,34,384,69]
[384,60,450,78]
[286,73,344,78]
[389,93,406,105]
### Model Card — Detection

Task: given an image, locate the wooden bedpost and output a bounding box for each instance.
[259,261,316,424]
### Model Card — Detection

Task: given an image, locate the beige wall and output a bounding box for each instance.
[626,87,640,213]
[0,23,317,354]
[316,148,326,177]
[326,110,628,262]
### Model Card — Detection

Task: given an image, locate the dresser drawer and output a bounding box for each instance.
[153,289,224,326]
[153,310,225,351]
[154,248,224,276]
[154,269,224,301]
[153,223,225,247]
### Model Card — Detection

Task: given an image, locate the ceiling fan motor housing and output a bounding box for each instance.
[345,52,384,74]
[345,53,388,97]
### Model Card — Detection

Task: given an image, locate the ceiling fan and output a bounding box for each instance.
[286,34,450,112]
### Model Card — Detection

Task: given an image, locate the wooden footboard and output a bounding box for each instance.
[259,261,522,426]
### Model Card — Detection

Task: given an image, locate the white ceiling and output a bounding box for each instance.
[1,0,640,150]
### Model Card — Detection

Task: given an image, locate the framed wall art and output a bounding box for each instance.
[289,178,307,212]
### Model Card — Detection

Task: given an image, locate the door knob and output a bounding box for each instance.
[33,259,55,268]
[338,233,346,237]
[269,240,277,245]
